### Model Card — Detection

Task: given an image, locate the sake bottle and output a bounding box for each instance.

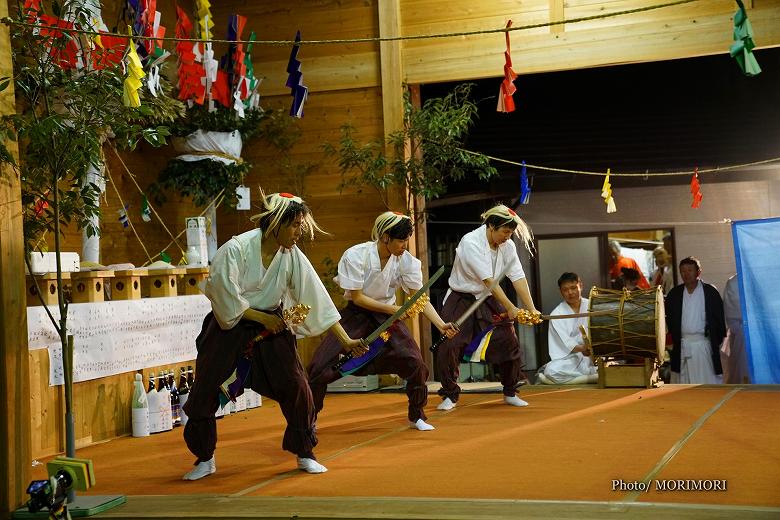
[156,371,172,431]
[131,373,150,437]
[146,372,161,434]
[168,369,181,427]
[178,367,190,427]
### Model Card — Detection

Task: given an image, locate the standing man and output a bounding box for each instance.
[435,204,540,411]
[721,274,750,384]
[307,211,457,431]
[182,191,366,480]
[652,247,674,295]
[665,256,725,384]
[537,272,597,385]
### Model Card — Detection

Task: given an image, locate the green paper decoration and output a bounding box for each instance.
[730,0,761,76]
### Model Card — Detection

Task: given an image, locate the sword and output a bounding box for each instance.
[332,265,446,372]
[429,263,512,353]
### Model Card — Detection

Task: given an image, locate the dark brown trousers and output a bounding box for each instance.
[436,291,524,402]
[308,303,429,422]
[183,311,317,464]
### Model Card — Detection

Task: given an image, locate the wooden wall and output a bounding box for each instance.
[28,348,192,459]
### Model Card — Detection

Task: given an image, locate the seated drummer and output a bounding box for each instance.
[537,272,598,385]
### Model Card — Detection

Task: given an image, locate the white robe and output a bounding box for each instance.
[334,242,422,304]
[202,228,341,336]
[721,274,749,384]
[446,225,525,302]
[672,281,720,384]
[540,298,597,384]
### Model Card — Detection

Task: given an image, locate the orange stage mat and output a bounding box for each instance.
[29,384,780,518]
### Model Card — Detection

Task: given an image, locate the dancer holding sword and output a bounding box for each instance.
[435,204,541,411]
[308,212,458,431]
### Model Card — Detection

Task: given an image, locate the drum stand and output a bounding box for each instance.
[595,356,662,389]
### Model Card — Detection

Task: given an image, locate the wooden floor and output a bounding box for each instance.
[27,384,780,519]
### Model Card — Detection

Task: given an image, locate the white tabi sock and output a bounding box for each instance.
[410,418,435,431]
[436,397,456,411]
[297,457,328,473]
[182,457,216,481]
[504,395,529,407]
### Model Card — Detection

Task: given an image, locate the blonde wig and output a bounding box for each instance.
[371,211,413,242]
[480,204,534,254]
[249,189,326,240]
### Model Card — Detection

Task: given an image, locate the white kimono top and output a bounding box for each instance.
[334,241,423,305]
[681,280,706,336]
[548,298,590,361]
[447,225,525,299]
[203,228,341,336]
[543,298,596,382]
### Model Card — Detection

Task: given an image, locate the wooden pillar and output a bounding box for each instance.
[407,86,433,368]
[0,0,32,514]
[378,1,432,364]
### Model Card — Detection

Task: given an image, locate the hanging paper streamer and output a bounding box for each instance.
[38,14,79,69]
[601,168,617,213]
[33,191,49,217]
[92,33,127,70]
[286,31,308,118]
[497,20,518,113]
[141,196,152,222]
[243,32,261,111]
[730,0,761,77]
[175,5,205,105]
[122,28,145,107]
[520,160,531,204]
[690,167,703,208]
[118,204,130,228]
[217,13,249,115]
[196,0,214,41]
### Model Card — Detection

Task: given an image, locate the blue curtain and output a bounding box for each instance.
[732,217,780,384]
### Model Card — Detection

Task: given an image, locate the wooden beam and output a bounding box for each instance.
[0,0,32,515]
[403,4,780,84]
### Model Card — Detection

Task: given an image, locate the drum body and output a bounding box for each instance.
[588,286,665,360]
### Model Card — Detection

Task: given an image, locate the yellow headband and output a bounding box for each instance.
[481,204,534,254]
[250,189,325,239]
[372,211,411,241]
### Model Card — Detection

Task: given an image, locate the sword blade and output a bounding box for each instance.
[333,265,446,372]
[542,310,613,320]
[363,264,446,344]
[430,263,512,352]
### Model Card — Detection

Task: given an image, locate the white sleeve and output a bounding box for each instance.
[458,237,492,281]
[547,304,580,359]
[288,248,342,337]
[335,246,366,290]
[203,242,249,330]
[504,240,526,281]
[399,253,423,294]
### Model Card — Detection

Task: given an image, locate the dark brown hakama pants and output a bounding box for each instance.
[183,311,318,463]
[307,302,429,422]
[436,290,525,402]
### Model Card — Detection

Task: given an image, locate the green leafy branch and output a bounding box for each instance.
[323,83,497,208]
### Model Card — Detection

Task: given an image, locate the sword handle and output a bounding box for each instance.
[429,334,449,353]
[331,352,354,371]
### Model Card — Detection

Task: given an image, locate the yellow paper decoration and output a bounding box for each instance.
[122,27,145,108]
[196,0,214,41]
[601,168,617,213]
